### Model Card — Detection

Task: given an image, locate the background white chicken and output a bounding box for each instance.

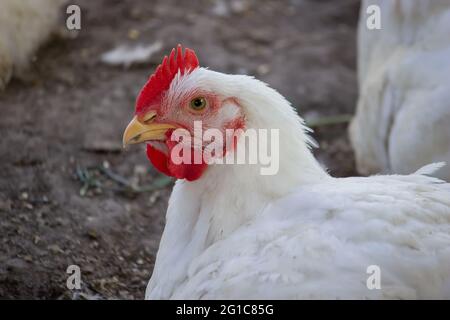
[0,0,63,90]
[123,46,450,299]
[349,0,450,181]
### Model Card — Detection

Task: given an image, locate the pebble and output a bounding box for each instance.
[128,29,140,40]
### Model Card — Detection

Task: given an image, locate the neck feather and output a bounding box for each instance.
[146,74,329,298]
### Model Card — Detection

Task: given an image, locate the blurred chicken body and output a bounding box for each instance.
[123,46,450,299]
[350,0,450,180]
[0,0,63,89]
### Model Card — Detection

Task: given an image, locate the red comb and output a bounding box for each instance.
[135,44,199,114]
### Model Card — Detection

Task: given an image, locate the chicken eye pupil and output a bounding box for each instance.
[191,97,206,110]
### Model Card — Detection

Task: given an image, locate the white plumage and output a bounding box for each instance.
[141,67,450,299]
[350,0,450,181]
[0,0,63,89]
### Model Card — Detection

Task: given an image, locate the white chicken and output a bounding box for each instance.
[350,0,450,181]
[123,46,450,299]
[0,0,63,89]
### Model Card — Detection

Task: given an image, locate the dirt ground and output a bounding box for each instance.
[0,0,360,299]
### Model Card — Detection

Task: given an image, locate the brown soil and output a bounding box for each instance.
[0,0,359,299]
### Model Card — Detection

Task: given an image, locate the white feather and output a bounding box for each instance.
[145,68,450,300]
[0,0,64,89]
[414,162,447,176]
[350,0,450,181]
[100,42,163,67]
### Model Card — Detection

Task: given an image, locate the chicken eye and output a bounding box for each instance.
[190,97,207,111]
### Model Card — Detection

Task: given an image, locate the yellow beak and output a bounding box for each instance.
[122,112,176,146]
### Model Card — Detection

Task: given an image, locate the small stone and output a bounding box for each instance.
[33,235,41,244]
[90,241,99,249]
[133,164,147,176]
[257,64,270,75]
[87,230,98,240]
[149,191,160,204]
[211,0,229,17]
[47,244,64,254]
[128,29,140,40]
[230,0,250,14]
[24,203,34,210]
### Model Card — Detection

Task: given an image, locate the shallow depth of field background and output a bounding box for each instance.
[0,0,359,299]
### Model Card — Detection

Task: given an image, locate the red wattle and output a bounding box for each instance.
[146,144,172,177]
[146,137,208,181]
